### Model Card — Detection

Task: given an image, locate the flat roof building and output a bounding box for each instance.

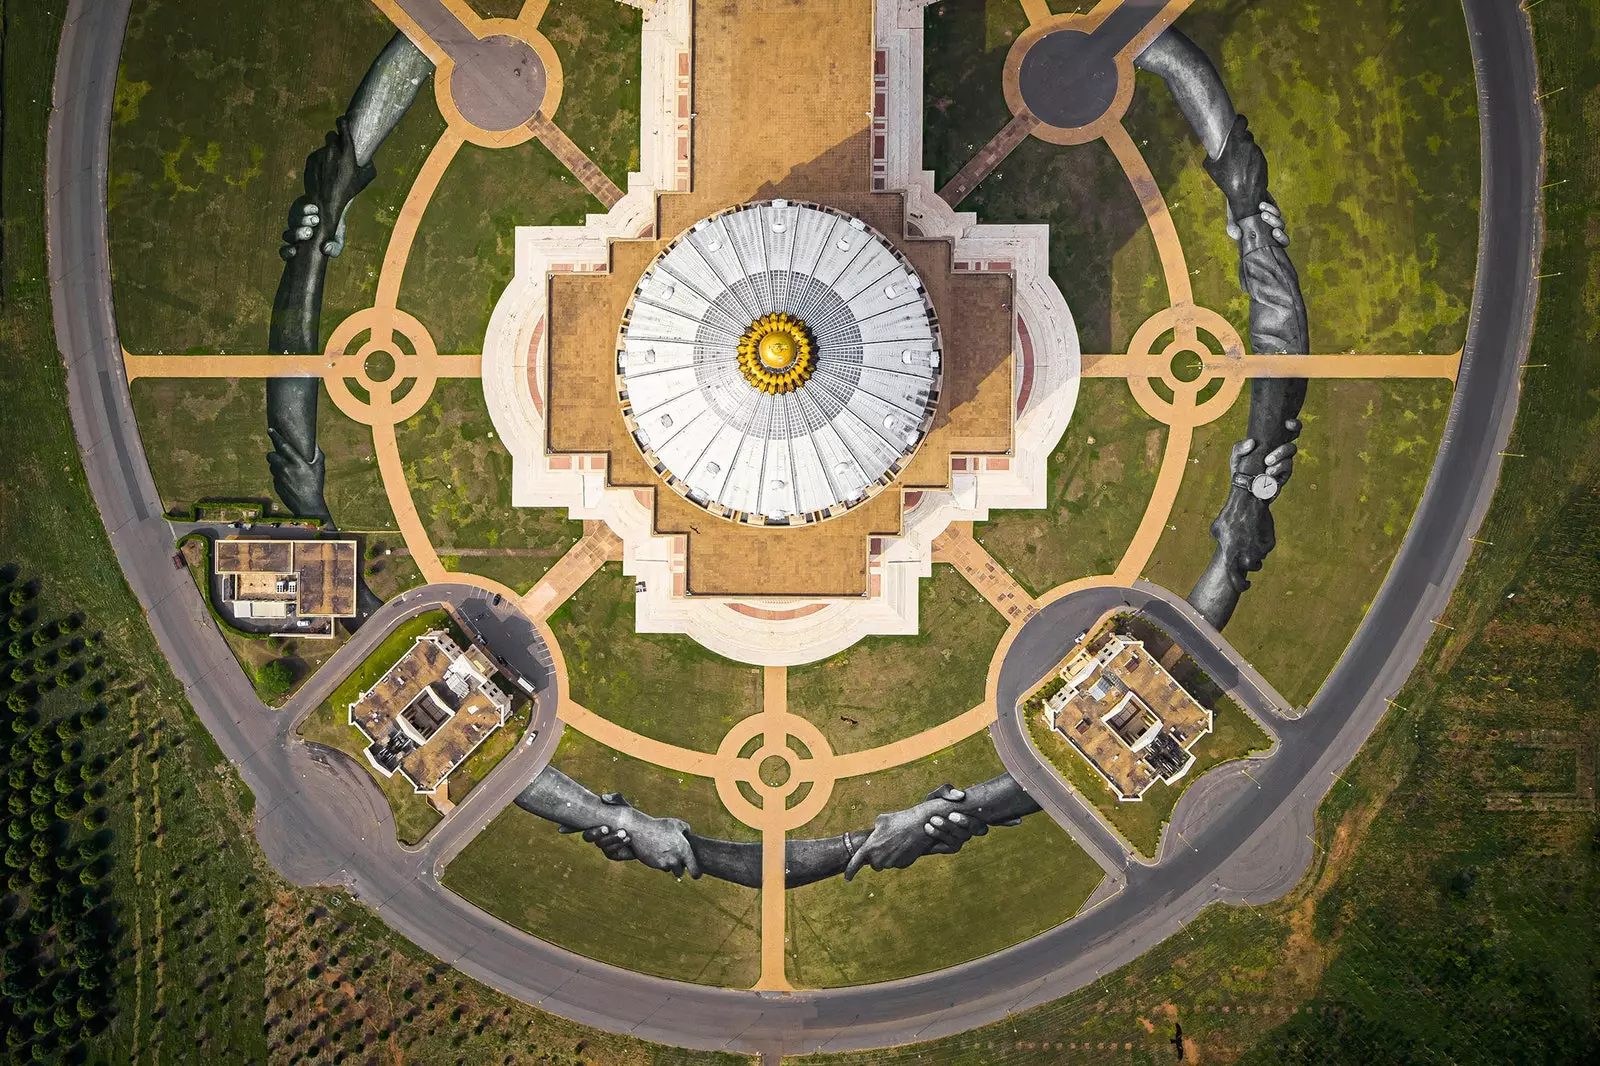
[348,630,513,794]
[214,538,358,637]
[1044,632,1213,801]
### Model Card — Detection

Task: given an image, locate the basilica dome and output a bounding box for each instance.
[617,201,942,524]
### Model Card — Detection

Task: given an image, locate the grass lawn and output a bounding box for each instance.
[1027,696,1270,858]
[263,886,743,1066]
[399,0,643,353]
[444,730,760,988]
[542,0,643,189]
[786,565,1007,754]
[975,380,1167,595]
[790,903,1299,1065]
[1146,380,1452,706]
[396,379,583,587]
[130,378,399,529]
[360,535,426,600]
[787,732,1103,987]
[445,698,530,805]
[928,0,1477,705]
[113,0,643,528]
[811,6,1600,1061]
[6,4,748,1060]
[926,0,1478,355]
[109,0,437,354]
[551,564,763,751]
[295,609,469,844]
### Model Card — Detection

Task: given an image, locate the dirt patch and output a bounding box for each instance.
[1145,427,1163,467]
[1281,896,1325,993]
[1065,474,1087,502]
[1089,444,1125,486]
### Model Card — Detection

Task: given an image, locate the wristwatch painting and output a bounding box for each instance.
[1233,471,1280,501]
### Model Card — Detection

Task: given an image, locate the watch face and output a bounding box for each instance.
[1250,473,1280,501]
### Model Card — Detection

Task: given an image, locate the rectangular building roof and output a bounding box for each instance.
[215,537,358,620]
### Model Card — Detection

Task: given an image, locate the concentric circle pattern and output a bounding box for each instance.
[736,312,816,393]
[617,201,942,525]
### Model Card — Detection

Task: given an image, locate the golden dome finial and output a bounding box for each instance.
[736,313,815,394]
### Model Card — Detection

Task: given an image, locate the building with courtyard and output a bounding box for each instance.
[348,630,513,794]
[1044,631,1212,801]
[213,537,357,637]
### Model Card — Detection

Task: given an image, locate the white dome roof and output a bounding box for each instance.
[617,201,942,524]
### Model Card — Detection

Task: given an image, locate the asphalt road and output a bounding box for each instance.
[46,0,1541,1054]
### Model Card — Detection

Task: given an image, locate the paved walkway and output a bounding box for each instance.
[526,110,625,207]
[519,522,620,620]
[937,112,1039,207]
[932,523,1037,625]
[1082,351,1463,380]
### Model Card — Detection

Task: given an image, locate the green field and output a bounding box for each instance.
[1147,379,1453,706]
[130,378,398,529]
[928,0,1477,706]
[112,0,639,536]
[398,0,642,354]
[804,5,1597,1063]
[443,727,761,988]
[787,732,1104,987]
[295,609,469,844]
[396,379,583,590]
[5,3,747,1061]
[975,380,1167,594]
[786,565,1007,753]
[551,564,764,751]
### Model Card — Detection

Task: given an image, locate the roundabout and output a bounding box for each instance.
[48,0,1543,1054]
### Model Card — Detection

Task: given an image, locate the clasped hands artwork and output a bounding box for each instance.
[265,21,1312,878]
[514,767,1038,888]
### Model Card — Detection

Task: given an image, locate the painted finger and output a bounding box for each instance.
[844,845,870,881]
[948,812,988,837]
[924,820,962,849]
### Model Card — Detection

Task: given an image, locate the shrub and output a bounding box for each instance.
[256,660,295,701]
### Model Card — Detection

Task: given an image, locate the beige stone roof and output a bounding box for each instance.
[214,537,357,619]
[1049,635,1212,800]
[348,631,511,793]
